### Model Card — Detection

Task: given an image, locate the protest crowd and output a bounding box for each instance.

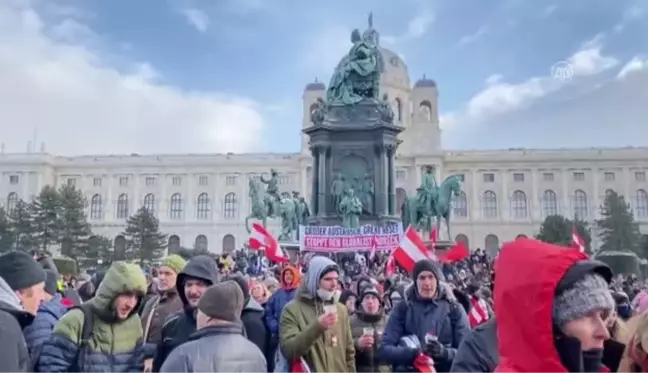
[1,229,648,373]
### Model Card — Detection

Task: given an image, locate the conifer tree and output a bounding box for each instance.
[596,190,641,253]
[122,207,167,266]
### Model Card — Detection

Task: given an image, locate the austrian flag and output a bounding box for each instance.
[393,226,432,274]
[248,223,287,263]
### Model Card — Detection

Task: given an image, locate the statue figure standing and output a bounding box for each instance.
[416,165,438,216]
[378,93,394,123]
[310,97,327,125]
[360,173,374,214]
[292,191,311,239]
[339,188,363,228]
[278,192,296,242]
[261,169,280,216]
[331,173,345,213]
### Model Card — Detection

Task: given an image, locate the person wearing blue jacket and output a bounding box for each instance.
[264,264,300,371]
[24,270,69,362]
[379,259,470,372]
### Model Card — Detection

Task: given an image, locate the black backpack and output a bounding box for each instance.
[69,304,94,372]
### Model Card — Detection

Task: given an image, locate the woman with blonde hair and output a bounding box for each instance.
[250,281,270,306]
[617,311,648,371]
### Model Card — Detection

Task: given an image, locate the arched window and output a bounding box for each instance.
[196,193,210,220]
[419,101,432,120]
[116,193,129,219]
[542,190,558,217]
[636,189,648,218]
[573,190,588,219]
[6,192,17,213]
[114,235,126,260]
[455,234,470,249]
[168,235,180,253]
[222,234,236,253]
[511,190,528,219]
[484,234,499,257]
[143,193,156,215]
[90,194,103,220]
[394,98,402,122]
[170,193,183,220]
[224,193,238,219]
[452,191,468,218]
[195,234,208,251]
[482,191,498,218]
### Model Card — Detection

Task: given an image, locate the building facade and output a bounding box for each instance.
[2,47,647,257]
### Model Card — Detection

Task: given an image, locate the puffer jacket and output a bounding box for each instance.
[350,309,390,372]
[160,323,266,372]
[264,266,300,338]
[23,294,68,361]
[36,262,149,372]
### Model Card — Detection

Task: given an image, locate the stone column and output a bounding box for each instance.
[387,145,396,215]
[311,148,319,216]
[375,144,387,216]
[317,146,327,216]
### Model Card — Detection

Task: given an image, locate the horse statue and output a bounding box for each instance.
[401,175,463,239]
[245,178,276,233]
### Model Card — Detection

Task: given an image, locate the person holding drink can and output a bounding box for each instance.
[350,286,390,372]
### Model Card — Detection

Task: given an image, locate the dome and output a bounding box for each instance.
[304,81,325,91]
[414,76,437,88]
[379,47,410,88]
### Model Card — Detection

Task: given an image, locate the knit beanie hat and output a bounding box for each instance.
[44,270,59,296]
[360,285,381,302]
[197,281,244,323]
[412,259,443,281]
[162,255,186,274]
[553,273,615,326]
[0,251,47,291]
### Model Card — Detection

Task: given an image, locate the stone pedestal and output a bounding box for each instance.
[303,99,403,227]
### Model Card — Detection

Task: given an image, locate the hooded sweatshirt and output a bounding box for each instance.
[152,255,220,372]
[279,256,356,372]
[0,276,34,372]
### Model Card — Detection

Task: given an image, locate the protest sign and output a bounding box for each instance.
[299,223,403,252]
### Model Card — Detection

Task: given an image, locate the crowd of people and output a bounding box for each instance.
[1,238,648,372]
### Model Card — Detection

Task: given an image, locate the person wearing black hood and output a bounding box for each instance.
[152,255,220,372]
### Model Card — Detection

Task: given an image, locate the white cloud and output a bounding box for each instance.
[457,25,488,47]
[617,56,648,80]
[0,1,265,155]
[383,10,434,44]
[567,46,619,76]
[181,8,209,33]
[614,5,646,32]
[485,74,503,86]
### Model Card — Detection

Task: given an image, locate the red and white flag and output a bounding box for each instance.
[384,251,397,277]
[468,297,490,328]
[248,223,287,263]
[571,228,586,253]
[393,226,432,274]
[369,235,378,261]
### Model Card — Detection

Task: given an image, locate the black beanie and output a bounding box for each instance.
[44,270,59,296]
[412,259,441,281]
[0,251,47,291]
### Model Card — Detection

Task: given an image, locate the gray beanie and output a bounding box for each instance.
[197,281,244,323]
[553,273,615,326]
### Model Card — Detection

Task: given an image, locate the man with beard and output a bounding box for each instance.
[140,255,185,372]
[152,255,219,372]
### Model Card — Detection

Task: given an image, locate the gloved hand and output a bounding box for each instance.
[425,339,448,361]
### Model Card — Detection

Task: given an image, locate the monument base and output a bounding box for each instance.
[423,240,456,252]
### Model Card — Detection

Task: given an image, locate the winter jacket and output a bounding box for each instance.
[140,290,183,344]
[350,309,390,372]
[450,318,498,372]
[160,323,266,372]
[242,298,270,361]
[37,262,149,372]
[23,294,68,361]
[264,266,300,337]
[0,276,34,372]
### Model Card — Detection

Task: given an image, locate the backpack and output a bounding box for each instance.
[68,303,94,372]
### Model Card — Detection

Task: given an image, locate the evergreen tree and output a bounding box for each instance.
[30,186,62,252]
[58,185,92,261]
[122,207,167,266]
[86,235,114,269]
[596,190,642,253]
[0,207,14,253]
[8,199,36,252]
[536,215,593,253]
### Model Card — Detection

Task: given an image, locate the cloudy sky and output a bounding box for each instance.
[0,0,646,155]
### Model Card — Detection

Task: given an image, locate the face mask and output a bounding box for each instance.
[317,289,335,301]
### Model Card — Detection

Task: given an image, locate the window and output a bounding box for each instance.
[573,172,585,181]
[195,235,208,251]
[636,189,648,218]
[542,190,558,217]
[196,193,210,220]
[143,193,156,215]
[116,194,129,219]
[511,190,528,219]
[170,193,183,219]
[452,191,468,218]
[482,191,498,218]
[172,177,182,186]
[279,175,290,185]
[67,178,76,187]
[636,172,646,182]
[396,170,406,180]
[146,177,156,187]
[226,176,237,186]
[6,192,17,213]
[90,194,102,219]
[573,190,588,219]
[513,173,525,182]
[543,172,554,182]
[394,98,402,122]
[224,192,238,219]
[483,173,495,183]
[93,177,102,187]
[199,176,208,186]
[9,175,18,184]
[119,177,128,187]
[604,172,615,182]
